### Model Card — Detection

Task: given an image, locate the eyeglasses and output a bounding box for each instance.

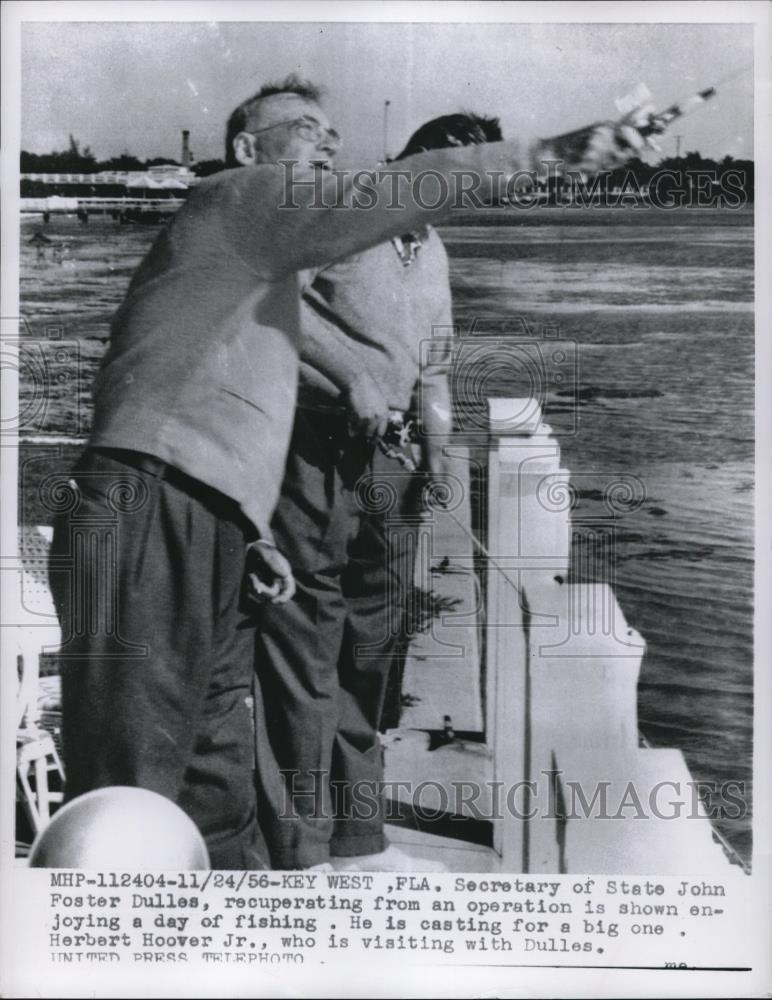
[247,115,341,148]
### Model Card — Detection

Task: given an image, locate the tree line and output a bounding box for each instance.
[20,136,182,174]
[606,153,753,200]
[20,136,754,199]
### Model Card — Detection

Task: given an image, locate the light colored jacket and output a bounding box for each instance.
[299,226,452,412]
[89,143,529,537]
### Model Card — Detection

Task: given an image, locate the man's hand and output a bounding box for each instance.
[542,105,660,178]
[246,540,296,605]
[342,370,391,439]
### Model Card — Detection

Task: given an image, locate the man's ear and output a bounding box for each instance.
[232,132,257,166]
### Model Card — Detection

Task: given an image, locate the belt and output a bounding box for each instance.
[82,447,170,479]
[77,447,209,500]
[78,447,254,536]
[296,401,349,416]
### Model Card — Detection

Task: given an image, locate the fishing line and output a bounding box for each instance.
[710,63,754,90]
[426,491,523,595]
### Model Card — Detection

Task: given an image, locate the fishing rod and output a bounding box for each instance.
[618,63,753,139]
[639,88,718,136]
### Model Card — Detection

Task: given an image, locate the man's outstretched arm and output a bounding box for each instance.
[250,112,653,279]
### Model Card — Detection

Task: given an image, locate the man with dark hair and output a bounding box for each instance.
[396,111,503,158]
[251,112,516,873]
[51,69,654,870]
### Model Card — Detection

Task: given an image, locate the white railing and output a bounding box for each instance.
[384,396,747,875]
[484,398,744,875]
[20,197,186,215]
[21,170,197,185]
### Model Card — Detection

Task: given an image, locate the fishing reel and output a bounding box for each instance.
[375,410,418,472]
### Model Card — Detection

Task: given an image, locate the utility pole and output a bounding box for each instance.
[383,100,391,163]
[675,134,682,158]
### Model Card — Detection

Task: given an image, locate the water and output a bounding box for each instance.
[18,208,754,863]
[442,209,754,863]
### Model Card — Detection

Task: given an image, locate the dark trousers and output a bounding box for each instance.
[49,448,269,870]
[255,409,415,869]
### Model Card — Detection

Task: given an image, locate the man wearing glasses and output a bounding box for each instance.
[224,83,341,173]
[51,73,655,869]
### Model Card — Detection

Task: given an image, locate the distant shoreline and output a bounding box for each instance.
[440,204,754,228]
[20,203,754,230]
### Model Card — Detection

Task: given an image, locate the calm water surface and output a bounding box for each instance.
[19,209,754,862]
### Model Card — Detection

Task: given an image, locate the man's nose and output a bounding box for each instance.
[319,130,341,153]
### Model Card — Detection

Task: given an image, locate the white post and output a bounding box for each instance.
[485,397,570,870]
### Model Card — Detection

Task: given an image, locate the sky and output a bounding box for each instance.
[20,19,754,166]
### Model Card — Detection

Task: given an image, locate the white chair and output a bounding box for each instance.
[14,526,65,836]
